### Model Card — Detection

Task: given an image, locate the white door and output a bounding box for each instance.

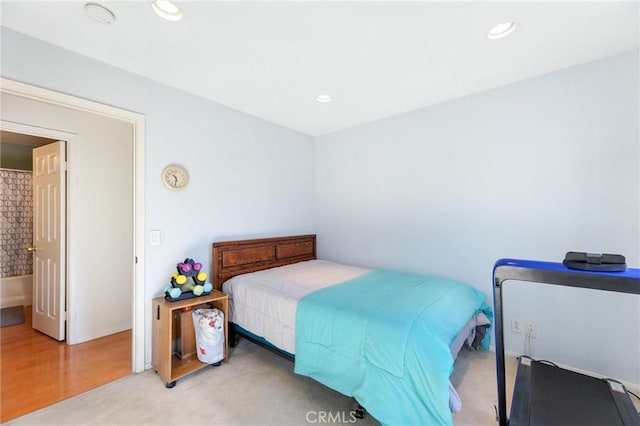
[31,141,66,341]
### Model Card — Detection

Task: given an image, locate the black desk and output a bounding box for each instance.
[493,259,640,426]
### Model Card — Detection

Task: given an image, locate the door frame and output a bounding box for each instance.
[1,78,146,373]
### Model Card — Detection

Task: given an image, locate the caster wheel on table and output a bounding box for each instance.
[165,381,176,389]
[229,334,239,348]
[352,401,366,419]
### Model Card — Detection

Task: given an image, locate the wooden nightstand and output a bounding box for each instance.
[151,290,228,388]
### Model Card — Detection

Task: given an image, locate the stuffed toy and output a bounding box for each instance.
[164,258,213,299]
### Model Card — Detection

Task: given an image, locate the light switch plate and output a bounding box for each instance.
[149,229,161,246]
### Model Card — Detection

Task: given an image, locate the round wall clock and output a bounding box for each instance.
[162,164,189,190]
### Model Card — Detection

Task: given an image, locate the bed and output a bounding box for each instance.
[212,234,491,425]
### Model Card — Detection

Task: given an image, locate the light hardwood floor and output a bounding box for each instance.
[0,305,131,423]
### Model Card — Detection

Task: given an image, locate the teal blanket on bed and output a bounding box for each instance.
[294,269,491,426]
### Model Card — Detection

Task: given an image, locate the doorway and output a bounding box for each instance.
[1,78,146,374]
[1,131,67,339]
[0,77,146,420]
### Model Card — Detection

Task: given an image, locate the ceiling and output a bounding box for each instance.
[1,1,638,137]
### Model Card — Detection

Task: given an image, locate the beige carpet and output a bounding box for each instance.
[6,340,515,426]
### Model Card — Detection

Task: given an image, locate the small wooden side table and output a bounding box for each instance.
[151,290,228,388]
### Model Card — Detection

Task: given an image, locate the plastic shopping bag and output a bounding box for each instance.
[192,308,225,364]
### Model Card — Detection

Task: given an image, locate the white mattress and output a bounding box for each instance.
[222,259,369,354]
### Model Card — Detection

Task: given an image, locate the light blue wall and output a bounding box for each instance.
[315,50,640,384]
[1,27,315,363]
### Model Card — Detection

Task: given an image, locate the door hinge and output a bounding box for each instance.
[135,256,138,264]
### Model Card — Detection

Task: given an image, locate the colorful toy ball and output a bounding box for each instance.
[193,262,202,272]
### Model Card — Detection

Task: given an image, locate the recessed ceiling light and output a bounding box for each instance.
[152,0,183,22]
[487,22,516,40]
[84,3,116,25]
[316,94,332,103]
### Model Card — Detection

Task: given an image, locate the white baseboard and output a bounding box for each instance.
[1,295,28,309]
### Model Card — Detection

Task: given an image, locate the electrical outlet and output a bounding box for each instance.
[527,323,536,339]
[511,319,522,333]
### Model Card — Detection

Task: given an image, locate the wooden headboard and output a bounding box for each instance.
[212,234,316,291]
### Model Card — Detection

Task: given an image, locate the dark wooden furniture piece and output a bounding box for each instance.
[211,234,316,291]
[152,290,228,388]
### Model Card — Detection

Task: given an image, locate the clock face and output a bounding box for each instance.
[162,165,189,190]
